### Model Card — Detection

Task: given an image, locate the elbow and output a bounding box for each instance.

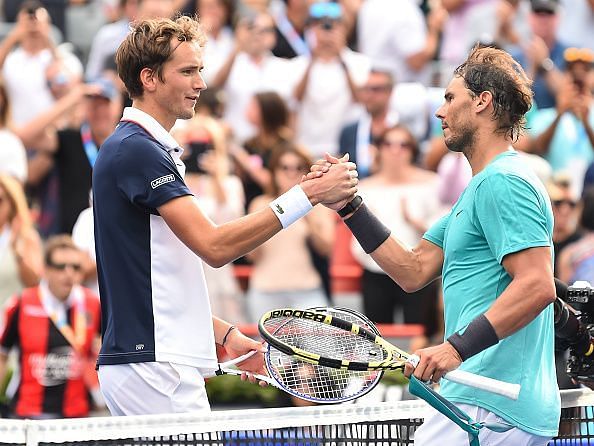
[531,277,557,309]
[200,245,232,269]
[396,276,425,294]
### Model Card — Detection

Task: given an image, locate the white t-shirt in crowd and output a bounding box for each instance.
[2,48,55,126]
[358,0,428,84]
[291,49,370,158]
[0,129,27,183]
[201,27,235,84]
[222,52,293,143]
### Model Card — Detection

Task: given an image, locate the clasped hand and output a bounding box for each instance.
[301,153,359,211]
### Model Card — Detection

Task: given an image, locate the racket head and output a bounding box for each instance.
[263,307,386,404]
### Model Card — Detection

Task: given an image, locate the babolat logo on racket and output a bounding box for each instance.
[270,309,326,322]
[151,174,175,189]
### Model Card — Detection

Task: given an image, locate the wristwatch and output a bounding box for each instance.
[337,195,363,218]
[539,58,555,74]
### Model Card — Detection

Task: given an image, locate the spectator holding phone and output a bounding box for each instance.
[530,47,594,195]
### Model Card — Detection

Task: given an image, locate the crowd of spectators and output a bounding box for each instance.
[0,0,593,417]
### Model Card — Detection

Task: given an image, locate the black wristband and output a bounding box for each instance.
[337,195,363,218]
[344,202,391,254]
[447,314,499,361]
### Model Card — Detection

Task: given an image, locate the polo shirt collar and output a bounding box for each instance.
[121,107,180,151]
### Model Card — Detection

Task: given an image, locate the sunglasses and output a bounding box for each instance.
[361,84,392,93]
[48,262,82,272]
[380,140,413,150]
[552,199,577,208]
[564,47,594,64]
[278,163,307,173]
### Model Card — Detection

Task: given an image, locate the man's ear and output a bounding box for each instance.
[139,67,157,93]
[475,90,492,113]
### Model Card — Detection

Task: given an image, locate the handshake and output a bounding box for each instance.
[300,153,359,213]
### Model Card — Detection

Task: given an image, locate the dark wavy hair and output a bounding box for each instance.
[454,45,533,141]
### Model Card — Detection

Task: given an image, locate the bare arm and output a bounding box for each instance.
[406,246,555,382]
[369,237,444,292]
[159,163,357,267]
[486,246,556,338]
[440,0,465,12]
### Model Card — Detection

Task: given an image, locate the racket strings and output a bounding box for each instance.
[263,312,386,402]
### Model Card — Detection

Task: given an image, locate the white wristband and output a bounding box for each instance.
[269,185,313,229]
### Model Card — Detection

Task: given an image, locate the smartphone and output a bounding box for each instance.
[184,141,213,174]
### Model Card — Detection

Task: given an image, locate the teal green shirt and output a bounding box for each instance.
[423,150,560,437]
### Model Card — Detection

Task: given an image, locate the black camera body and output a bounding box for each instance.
[555,281,594,381]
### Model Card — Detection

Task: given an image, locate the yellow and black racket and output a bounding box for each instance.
[259,307,521,401]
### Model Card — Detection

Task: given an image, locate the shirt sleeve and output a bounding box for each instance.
[473,173,551,264]
[423,210,451,249]
[115,135,192,210]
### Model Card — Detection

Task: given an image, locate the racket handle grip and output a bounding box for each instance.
[444,369,521,400]
[407,355,521,400]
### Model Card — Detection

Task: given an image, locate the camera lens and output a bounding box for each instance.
[321,21,334,31]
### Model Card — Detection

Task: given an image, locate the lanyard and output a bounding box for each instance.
[81,123,99,168]
[275,12,310,57]
[39,284,87,354]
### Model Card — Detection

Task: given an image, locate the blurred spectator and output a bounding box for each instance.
[173,115,247,323]
[357,0,443,85]
[350,125,441,334]
[338,69,398,178]
[510,0,567,109]
[211,10,293,142]
[557,0,594,52]
[86,0,178,81]
[494,0,532,51]
[0,235,101,419]
[0,175,43,308]
[530,47,594,195]
[246,146,334,321]
[24,78,122,234]
[0,1,57,126]
[547,176,582,275]
[270,0,311,59]
[231,91,292,211]
[3,0,73,40]
[291,2,370,157]
[0,80,27,184]
[86,0,140,81]
[71,196,98,297]
[558,186,594,285]
[196,0,235,83]
[438,0,498,77]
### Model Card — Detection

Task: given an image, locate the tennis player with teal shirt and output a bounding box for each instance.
[322,45,560,445]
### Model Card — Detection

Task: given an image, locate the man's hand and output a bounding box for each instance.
[403,341,462,383]
[301,153,358,209]
[224,329,268,386]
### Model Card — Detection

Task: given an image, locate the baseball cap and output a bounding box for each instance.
[85,77,118,100]
[530,0,559,13]
[309,2,342,20]
[564,47,594,65]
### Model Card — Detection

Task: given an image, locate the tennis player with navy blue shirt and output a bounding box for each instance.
[315,46,560,445]
[92,15,358,415]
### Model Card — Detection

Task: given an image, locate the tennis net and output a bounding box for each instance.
[1,389,593,445]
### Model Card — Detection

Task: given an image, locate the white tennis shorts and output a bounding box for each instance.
[98,362,210,415]
[414,403,552,446]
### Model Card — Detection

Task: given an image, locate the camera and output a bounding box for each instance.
[554,280,594,381]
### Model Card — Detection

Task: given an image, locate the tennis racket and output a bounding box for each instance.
[208,307,384,403]
[258,307,521,401]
